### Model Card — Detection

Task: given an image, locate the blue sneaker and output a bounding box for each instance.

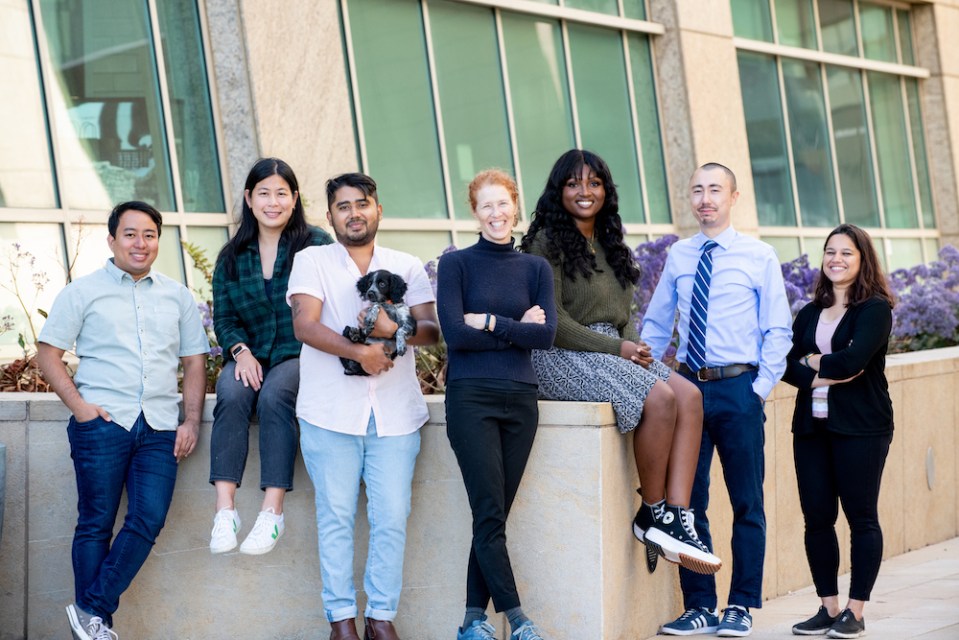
[717,606,753,637]
[660,607,720,635]
[458,619,496,640]
[510,620,546,640]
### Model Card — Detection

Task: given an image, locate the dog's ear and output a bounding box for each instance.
[388,273,408,302]
[356,272,373,296]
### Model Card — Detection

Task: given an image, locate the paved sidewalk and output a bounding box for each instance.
[646,537,959,639]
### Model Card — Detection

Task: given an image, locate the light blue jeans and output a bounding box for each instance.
[299,413,420,622]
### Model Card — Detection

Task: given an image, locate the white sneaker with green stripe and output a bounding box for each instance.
[240,508,285,555]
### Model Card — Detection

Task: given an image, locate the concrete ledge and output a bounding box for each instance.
[0,349,957,639]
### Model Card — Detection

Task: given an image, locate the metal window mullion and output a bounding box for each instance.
[195,0,233,216]
[775,57,803,229]
[451,0,664,34]
[898,77,924,234]
[621,31,651,225]
[853,0,865,58]
[560,20,582,148]
[812,0,823,51]
[421,0,456,224]
[769,0,779,45]
[860,70,887,230]
[819,63,846,225]
[340,0,369,172]
[494,9,525,225]
[891,5,903,64]
[617,0,625,19]
[146,0,191,290]
[29,0,76,278]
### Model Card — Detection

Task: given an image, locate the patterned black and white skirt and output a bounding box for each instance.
[531,323,671,434]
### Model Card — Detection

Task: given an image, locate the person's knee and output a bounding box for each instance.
[646,381,678,419]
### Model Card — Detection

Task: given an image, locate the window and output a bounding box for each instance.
[733,0,936,269]
[341,0,669,251]
[0,0,226,353]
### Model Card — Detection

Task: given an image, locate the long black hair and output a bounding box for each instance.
[216,157,314,280]
[519,149,640,287]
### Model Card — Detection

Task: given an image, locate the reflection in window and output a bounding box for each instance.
[732,0,774,42]
[818,0,857,56]
[775,0,817,49]
[39,0,175,210]
[868,71,916,229]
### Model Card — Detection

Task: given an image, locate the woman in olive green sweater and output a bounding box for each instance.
[520,150,720,575]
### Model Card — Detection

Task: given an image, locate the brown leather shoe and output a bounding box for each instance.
[364,618,400,640]
[330,618,361,640]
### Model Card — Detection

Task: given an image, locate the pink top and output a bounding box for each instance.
[811,312,843,418]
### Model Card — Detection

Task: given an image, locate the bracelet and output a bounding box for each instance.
[483,313,492,332]
[803,354,811,367]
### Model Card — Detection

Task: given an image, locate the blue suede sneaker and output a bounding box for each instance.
[660,607,720,636]
[717,606,753,637]
[457,619,497,640]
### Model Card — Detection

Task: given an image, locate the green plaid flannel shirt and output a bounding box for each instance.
[213,226,333,367]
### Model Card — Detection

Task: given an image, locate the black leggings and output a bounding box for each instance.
[445,379,539,612]
[793,426,892,601]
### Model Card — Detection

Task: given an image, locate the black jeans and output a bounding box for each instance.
[793,425,892,601]
[445,379,539,612]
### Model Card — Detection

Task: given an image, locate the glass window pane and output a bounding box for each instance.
[886,237,922,271]
[347,0,446,219]
[818,0,857,57]
[897,10,914,66]
[185,226,229,297]
[923,238,938,262]
[628,34,670,224]
[429,1,512,221]
[803,236,825,267]
[38,0,175,210]
[501,13,575,215]
[731,0,774,41]
[781,59,838,227]
[860,2,896,63]
[905,79,934,228]
[762,235,801,262]
[378,230,452,263]
[565,0,618,15]
[623,0,647,20]
[775,0,817,49]
[156,0,225,213]
[68,224,111,279]
[0,3,57,208]
[738,52,795,226]
[154,226,185,282]
[0,223,66,351]
[568,24,643,223]
[867,72,917,228]
[826,66,879,226]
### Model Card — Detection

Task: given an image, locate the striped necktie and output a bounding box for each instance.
[686,240,719,373]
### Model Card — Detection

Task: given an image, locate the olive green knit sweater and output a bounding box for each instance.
[527,235,638,355]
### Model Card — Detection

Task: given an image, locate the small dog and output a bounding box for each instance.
[340,269,417,376]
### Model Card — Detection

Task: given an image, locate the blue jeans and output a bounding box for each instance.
[67,412,178,626]
[679,371,766,610]
[210,358,300,490]
[299,413,420,622]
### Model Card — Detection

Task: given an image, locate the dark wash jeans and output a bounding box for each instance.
[209,358,300,490]
[68,412,177,625]
[445,378,539,613]
[679,370,767,610]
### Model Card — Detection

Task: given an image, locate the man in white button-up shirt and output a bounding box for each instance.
[37,201,209,640]
[288,173,439,640]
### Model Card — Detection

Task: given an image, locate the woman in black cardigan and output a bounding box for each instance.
[783,224,895,639]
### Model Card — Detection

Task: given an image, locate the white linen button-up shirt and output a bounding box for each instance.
[287,242,435,437]
[38,259,210,431]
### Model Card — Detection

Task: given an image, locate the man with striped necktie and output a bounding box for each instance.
[642,163,792,637]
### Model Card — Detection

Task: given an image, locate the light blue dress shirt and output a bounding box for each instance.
[641,226,793,400]
[39,259,210,431]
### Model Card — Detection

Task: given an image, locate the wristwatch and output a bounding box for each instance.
[231,344,249,359]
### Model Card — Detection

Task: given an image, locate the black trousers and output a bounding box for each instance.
[445,379,539,612]
[793,425,892,601]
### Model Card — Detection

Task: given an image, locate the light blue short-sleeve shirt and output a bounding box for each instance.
[39,259,210,431]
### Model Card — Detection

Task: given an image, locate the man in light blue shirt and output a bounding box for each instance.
[37,201,209,640]
[642,164,792,637]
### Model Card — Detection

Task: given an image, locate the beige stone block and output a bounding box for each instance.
[0,419,27,634]
[240,0,357,218]
[934,4,959,77]
[881,380,906,558]
[672,0,734,37]
[773,394,810,594]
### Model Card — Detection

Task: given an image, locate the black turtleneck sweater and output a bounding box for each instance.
[437,236,557,385]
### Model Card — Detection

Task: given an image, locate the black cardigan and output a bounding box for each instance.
[782,296,894,436]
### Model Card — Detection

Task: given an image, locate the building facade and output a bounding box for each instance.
[1,0,958,355]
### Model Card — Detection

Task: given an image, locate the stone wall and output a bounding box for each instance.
[0,347,957,639]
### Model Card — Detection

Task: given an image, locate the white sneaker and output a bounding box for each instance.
[210,508,241,554]
[66,603,118,640]
[240,508,285,555]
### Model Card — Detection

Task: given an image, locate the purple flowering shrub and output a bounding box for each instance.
[632,235,679,362]
[888,245,959,352]
[780,254,819,315]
